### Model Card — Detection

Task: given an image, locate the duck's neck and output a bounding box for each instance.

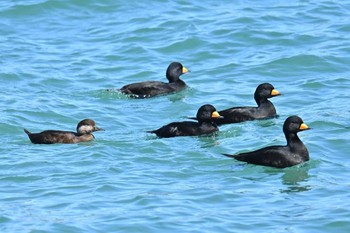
[257,99,276,113]
[168,77,184,84]
[256,97,271,107]
[199,121,218,128]
[75,133,95,142]
[285,132,309,161]
[285,132,302,147]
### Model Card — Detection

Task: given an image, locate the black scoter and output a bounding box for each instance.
[120,62,189,98]
[223,115,310,168]
[24,119,104,144]
[148,104,222,138]
[216,83,280,125]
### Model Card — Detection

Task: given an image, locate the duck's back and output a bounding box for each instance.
[150,121,218,138]
[121,80,186,98]
[217,102,277,125]
[25,130,78,144]
[149,121,197,138]
[231,145,307,168]
[218,107,257,124]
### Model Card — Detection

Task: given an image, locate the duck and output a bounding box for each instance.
[223,115,311,168]
[24,119,103,144]
[120,62,189,98]
[215,83,280,125]
[148,104,222,138]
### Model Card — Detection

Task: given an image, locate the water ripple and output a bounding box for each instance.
[1,0,350,232]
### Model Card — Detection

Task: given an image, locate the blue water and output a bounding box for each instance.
[1,0,350,232]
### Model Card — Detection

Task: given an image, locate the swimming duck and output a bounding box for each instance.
[148,104,222,138]
[120,62,189,98]
[216,83,280,125]
[223,115,310,168]
[24,119,103,144]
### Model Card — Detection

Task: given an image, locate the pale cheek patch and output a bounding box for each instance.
[79,125,93,134]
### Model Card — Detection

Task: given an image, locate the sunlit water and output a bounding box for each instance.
[1,1,350,232]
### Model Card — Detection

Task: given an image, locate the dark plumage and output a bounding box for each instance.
[223,116,311,168]
[216,83,280,125]
[120,62,189,98]
[24,119,104,144]
[148,104,222,138]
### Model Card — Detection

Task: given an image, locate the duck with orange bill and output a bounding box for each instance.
[223,116,311,168]
[148,104,222,138]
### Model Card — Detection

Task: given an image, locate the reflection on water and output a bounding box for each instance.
[97,89,129,99]
[243,162,313,193]
[198,134,221,148]
[280,164,312,193]
[256,117,279,128]
[167,88,194,102]
[229,157,318,193]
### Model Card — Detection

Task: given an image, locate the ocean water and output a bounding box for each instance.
[1,0,350,232]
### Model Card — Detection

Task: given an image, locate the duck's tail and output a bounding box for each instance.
[24,129,31,135]
[222,153,235,158]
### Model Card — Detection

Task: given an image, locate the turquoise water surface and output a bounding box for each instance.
[1,0,350,232]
